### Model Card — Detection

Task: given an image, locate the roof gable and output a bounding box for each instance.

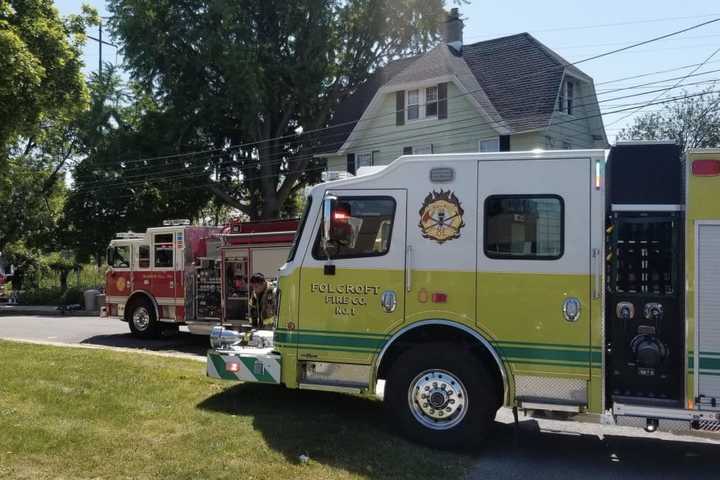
[318,32,597,154]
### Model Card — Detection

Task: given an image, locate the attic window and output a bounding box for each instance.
[426,87,438,117]
[407,89,420,120]
[406,86,438,121]
[557,79,575,115]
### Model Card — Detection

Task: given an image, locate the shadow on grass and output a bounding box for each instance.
[199,384,720,479]
[197,383,475,478]
[80,331,207,356]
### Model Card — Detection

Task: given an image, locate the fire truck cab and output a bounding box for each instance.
[206,144,720,449]
[103,219,297,337]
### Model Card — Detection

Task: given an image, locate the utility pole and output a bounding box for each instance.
[86,17,116,76]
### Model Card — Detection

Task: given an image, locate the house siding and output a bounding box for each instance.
[323,76,603,173]
[545,77,595,150]
[340,82,499,168]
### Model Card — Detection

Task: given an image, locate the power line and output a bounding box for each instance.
[78,16,720,170]
[463,13,720,41]
[72,88,720,197]
[605,46,720,127]
[73,74,720,192]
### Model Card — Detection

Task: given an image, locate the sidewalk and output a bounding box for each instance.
[0,304,99,317]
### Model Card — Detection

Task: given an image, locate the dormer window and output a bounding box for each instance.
[557,78,575,115]
[406,86,439,121]
[426,86,438,116]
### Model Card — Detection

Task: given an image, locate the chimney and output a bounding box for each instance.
[444,8,464,56]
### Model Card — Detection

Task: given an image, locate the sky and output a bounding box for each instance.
[54,0,720,141]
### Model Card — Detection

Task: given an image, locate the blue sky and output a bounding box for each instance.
[55,0,720,140]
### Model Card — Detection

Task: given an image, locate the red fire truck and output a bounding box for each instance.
[102,218,297,337]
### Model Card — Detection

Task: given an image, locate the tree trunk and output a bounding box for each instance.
[59,270,69,292]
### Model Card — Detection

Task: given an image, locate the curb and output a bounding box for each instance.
[0,308,99,317]
[0,337,206,362]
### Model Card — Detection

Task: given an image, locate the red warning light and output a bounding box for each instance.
[692,159,720,176]
[431,292,448,303]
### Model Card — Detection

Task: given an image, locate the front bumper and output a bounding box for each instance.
[207,347,282,384]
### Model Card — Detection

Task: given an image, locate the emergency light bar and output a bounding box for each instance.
[115,232,145,239]
[163,219,191,226]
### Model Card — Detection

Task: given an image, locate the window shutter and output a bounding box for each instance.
[396,91,405,126]
[437,82,448,119]
[499,135,510,152]
[346,153,356,174]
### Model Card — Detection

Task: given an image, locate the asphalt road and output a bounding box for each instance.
[1,314,719,478]
[0,314,208,358]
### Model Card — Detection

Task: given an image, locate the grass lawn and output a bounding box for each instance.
[0,341,474,479]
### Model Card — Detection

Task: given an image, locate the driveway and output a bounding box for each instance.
[0,314,207,358]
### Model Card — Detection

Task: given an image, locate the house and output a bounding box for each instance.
[316,9,608,174]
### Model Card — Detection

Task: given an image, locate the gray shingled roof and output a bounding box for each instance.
[316,33,577,154]
[463,33,567,133]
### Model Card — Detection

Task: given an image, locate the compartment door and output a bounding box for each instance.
[477,157,594,398]
[696,222,720,408]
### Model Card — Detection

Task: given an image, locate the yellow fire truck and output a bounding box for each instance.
[207,143,720,448]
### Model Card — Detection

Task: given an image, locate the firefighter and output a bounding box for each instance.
[249,273,275,329]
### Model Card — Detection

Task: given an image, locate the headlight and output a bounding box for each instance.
[209,326,242,349]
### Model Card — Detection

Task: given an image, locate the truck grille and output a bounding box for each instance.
[694,419,720,432]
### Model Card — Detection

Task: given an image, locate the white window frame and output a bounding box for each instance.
[354,152,373,170]
[135,244,151,270]
[407,89,420,121]
[479,137,500,153]
[403,144,433,155]
[406,85,438,122]
[152,232,175,271]
[557,78,576,115]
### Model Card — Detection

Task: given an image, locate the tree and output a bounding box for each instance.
[616,87,720,151]
[63,65,213,262]
[0,1,97,251]
[108,0,452,219]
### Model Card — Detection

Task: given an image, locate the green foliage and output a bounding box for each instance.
[0,0,95,156]
[63,66,214,261]
[0,1,97,253]
[617,87,720,151]
[107,0,452,219]
[15,286,84,306]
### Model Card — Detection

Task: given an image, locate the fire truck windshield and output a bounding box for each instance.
[287,196,312,262]
[108,245,130,268]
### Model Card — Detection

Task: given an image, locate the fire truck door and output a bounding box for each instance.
[106,243,133,312]
[297,189,407,365]
[477,157,594,382]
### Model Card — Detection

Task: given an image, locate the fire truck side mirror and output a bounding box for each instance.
[322,194,338,259]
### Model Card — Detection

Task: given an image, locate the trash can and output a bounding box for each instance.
[84,289,100,312]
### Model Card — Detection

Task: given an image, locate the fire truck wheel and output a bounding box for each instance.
[126,298,161,339]
[385,344,498,450]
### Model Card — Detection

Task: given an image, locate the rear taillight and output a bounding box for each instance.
[692,159,720,176]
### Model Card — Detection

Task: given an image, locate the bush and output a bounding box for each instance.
[16,287,85,307]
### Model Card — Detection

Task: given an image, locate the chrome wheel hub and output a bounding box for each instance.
[408,369,468,430]
[132,307,150,331]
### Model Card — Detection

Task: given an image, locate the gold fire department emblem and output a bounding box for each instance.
[115,276,127,292]
[418,190,465,244]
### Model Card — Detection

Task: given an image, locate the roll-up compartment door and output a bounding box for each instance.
[697,223,720,408]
